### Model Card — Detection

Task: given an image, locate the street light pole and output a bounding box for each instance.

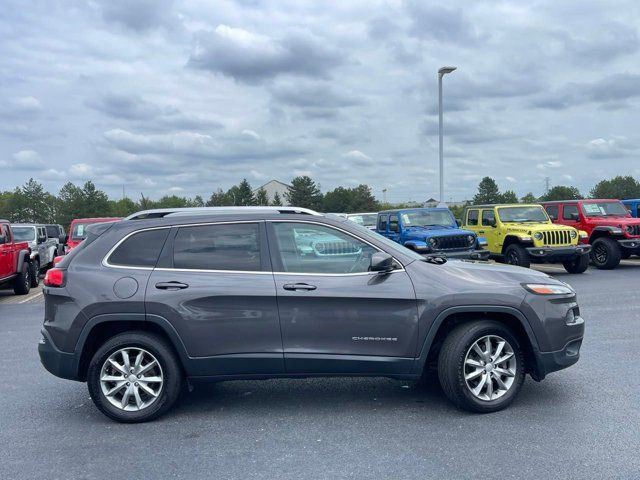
[438,66,456,206]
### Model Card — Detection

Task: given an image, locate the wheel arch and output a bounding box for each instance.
[75,314,189,382]
[501,235,526,254]
[16,249,31,272]
[417,306,542,380]
[589,228,619,243]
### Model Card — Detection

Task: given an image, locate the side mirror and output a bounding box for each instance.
[0,235,6,245]
[60,234,67,244]
[569,213,579,221]
[370,252,395,272]
[389,223,399,233]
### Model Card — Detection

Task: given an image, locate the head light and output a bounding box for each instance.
[533,232,543,241]
[570,230,577,239]
[428,237,438,247]
[523,283,574,295]
[626,225,634,234]
[467,235,475,245]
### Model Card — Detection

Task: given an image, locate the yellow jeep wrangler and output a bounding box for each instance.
[463,204,591,273]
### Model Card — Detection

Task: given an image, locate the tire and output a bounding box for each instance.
[30,259,40,287]
[87,331,183,423]
[438,320,525,413]
[13,262,31,295]
[590,237,621,269]
[563,253,589,274]
[504,243,531,269]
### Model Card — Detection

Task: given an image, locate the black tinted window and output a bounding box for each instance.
[173,223,260,271]
[482,210,496,226]
[45,225,59,237]
[467,210,479,225]
[109,229,170,267]
[545,206,558,220]
[377,215,388,231]
[563,205,578,220]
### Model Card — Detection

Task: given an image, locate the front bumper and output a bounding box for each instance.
[526,244,591,261]
[424,249,490,261]
[38,328,81,382]
[618,238,640,250]
[534,337,583,379]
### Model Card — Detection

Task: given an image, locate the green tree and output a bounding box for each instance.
[234,179,256,206]
[255,187,269,206]
[539,185,582,202]
[322,186,351,212]
[285,176,323,210]
[56,181,110,226]
[349,185,379,212]
[473,177,502,204]
[500,190,519,204]
[590,176,640,199]
[520,192,538,203]
[207,188,234,206]
[190,195,205,207]
[8,178,55,223]
[109,198,137,217]
[271,191,283,206]
[156,195,190,208]
[0,190,14,219]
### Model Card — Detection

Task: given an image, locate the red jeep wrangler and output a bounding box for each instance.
[542,199,640,269]
[0,219,35,295]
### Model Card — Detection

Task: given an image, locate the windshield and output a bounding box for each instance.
[400,210,455,227]
[12,226,35,241]
[347,214,377,227]
[344,220,426,262]
[582,201,629,217]
[498,206,549,223]
[71,223,90,240]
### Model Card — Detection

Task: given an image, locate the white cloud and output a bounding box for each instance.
[13,150,42,164]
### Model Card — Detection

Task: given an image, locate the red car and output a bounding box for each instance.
[541,199,640,269]
[66,217,121,252]
[0,219,34,294]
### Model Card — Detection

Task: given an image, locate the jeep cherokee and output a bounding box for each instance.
[39,207,585,422]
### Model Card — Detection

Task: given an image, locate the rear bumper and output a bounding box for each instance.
[38,328,81,382]
[526,244,591,260]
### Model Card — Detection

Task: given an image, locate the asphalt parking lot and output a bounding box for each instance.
[1,262,639,479]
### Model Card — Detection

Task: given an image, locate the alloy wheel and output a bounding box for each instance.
[593,243,607,264]
[464,335,516,401]
[99,347,164,411]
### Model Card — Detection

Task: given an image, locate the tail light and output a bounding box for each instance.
[44,268,65,287]
[52,255,64,267]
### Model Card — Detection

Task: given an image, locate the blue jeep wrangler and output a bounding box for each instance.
[376,208,489,259]
[622,199,640,218]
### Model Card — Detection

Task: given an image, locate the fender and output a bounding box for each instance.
[592,226,623,235]
[16,249,30,273]
[413,305,540,373]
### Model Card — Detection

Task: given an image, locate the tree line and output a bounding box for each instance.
[0,176,381,227]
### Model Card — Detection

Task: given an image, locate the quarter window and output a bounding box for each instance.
[272,223,377,274]
[109,229,170,267]
[467,209,479,225]
[173,223,260,271]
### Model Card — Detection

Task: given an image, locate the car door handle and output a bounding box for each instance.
[478,230,485,234]
[283,283,317,291]
[155,281,189,290]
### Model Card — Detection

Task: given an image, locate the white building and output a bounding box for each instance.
[253,179,291,205]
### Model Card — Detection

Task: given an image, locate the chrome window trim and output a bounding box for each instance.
[102,219,407,276]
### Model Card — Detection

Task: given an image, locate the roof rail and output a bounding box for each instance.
[124,206,323,220]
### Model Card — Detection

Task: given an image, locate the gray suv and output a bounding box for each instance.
[39,208,584,422]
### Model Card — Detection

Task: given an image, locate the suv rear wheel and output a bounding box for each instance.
[504,243,531,268]
[438,320,525,413]
[30,259,40,287]
[562,253,589,274]
[13,262,31,295]
[87,332,183,423]
[591,237,621,269]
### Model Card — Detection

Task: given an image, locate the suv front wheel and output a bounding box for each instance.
[87,331,183,423]
[591,237,621,269]
[438,320,525,413]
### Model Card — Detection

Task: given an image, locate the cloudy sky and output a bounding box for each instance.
[1,0,639,202]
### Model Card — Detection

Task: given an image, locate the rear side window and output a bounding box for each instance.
[173,223,260,271]
[377,215,388,231]
[109,229,170,267]
[482,210,496,226]
[467,209,479,225]
[45,225,59,237]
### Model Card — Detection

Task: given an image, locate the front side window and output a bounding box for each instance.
[45,225,59,238]
[497,206,548,223]
[400,210,455,227]
[545,206,559,221]
[173,223,260,271]
[12,226,35,242]
[562,205,579,220]
[482,210,496,226]
[389,215,399,232]
[581,201,628,217]
[467,209,479,225]
[377,215,388,231]
[347,214,377,227]
[272,222,377,274]
[1,224,11,243]
[109,229,170,267]
[71,223,88,240]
